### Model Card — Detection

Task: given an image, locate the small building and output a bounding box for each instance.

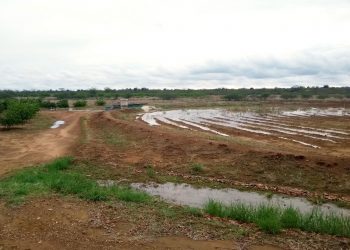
[104,98,144,111]
[120,98,129,108]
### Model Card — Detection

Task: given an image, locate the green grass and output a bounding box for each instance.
[0,157,150,204]
[204,200,350,237]
[184,206,203,217]
[191,163,204,173]
[146,165,156,178]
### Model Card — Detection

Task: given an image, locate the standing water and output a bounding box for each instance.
[131,182,350,217]
[50,120,65,129]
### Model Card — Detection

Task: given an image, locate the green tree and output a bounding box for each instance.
[57,99,69,108]
[73,100,87,108]
[95,98,106,106]
[0,100,39,128]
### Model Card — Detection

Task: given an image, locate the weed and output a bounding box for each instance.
[184,207,203,217]
[204,200,350,237]
[281,207,301,228]
[255,206,281,234]
[191,163,204,173]
[265,192,273,199]
[146,165,156,178]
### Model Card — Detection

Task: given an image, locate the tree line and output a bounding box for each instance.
[0,86,349,101]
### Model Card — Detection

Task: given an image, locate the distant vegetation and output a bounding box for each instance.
[0,99,39,128]
[73,100,87,108]
[0,86,349,101]
[95,98,106,106]
[57,99,69,108]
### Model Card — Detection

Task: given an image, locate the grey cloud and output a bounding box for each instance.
[1,48,350,90]
[188,49,350,80]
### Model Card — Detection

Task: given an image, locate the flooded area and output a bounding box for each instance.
[50,120,65,129]
[140,108,350,148]
[131,182,350,217]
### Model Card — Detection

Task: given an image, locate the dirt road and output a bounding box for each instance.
[0,111,86,176]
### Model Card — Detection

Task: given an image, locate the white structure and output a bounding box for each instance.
[120,98,128,108]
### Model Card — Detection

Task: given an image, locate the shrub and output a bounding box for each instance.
[95,98,106,106]
[301,93,312,99]
[260,93,270,100]
[40,101,56,109]
[280,93,297,99]
[224,93,244,101]
[57,99,69,108]
[73,100,87,108]
[0,100,39,128]
[317,94,329,100]
[160,92,177,100]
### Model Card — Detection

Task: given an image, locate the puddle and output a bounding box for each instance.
[140,108,350,148]
[131,182,350,217]
[50,120,65,129]
[280,108,350,117]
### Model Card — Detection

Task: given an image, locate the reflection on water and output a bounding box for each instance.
[139,108,350,148]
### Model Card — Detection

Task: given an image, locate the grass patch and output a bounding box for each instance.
[204,200,350,237]
[0,157,150,204]
[146,165,156,178]
[184,206,203,217]
[104,132,128,147]
[27,112,55,130]
[160,207,178,218]
[191,163,204,173]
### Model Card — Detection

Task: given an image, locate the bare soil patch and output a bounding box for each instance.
[0,111,86,176]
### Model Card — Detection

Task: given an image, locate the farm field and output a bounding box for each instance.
[1,99,350,249]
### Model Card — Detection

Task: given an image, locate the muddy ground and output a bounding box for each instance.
[77,109,350,201]
[1,100,350,249]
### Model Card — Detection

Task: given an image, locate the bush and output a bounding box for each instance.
[317,94,329,100]
[0,100,39,128]
[40,101,56,109]
[301,93,312,99]
[224,93,244,101]
[260,93,270,100]
[73,100,87,108]
[57,99,69,108]
[280,93,297,99]
[160,92,177,100]
[95,98,106,106]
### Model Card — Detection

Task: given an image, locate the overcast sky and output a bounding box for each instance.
[0,0,349,90]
